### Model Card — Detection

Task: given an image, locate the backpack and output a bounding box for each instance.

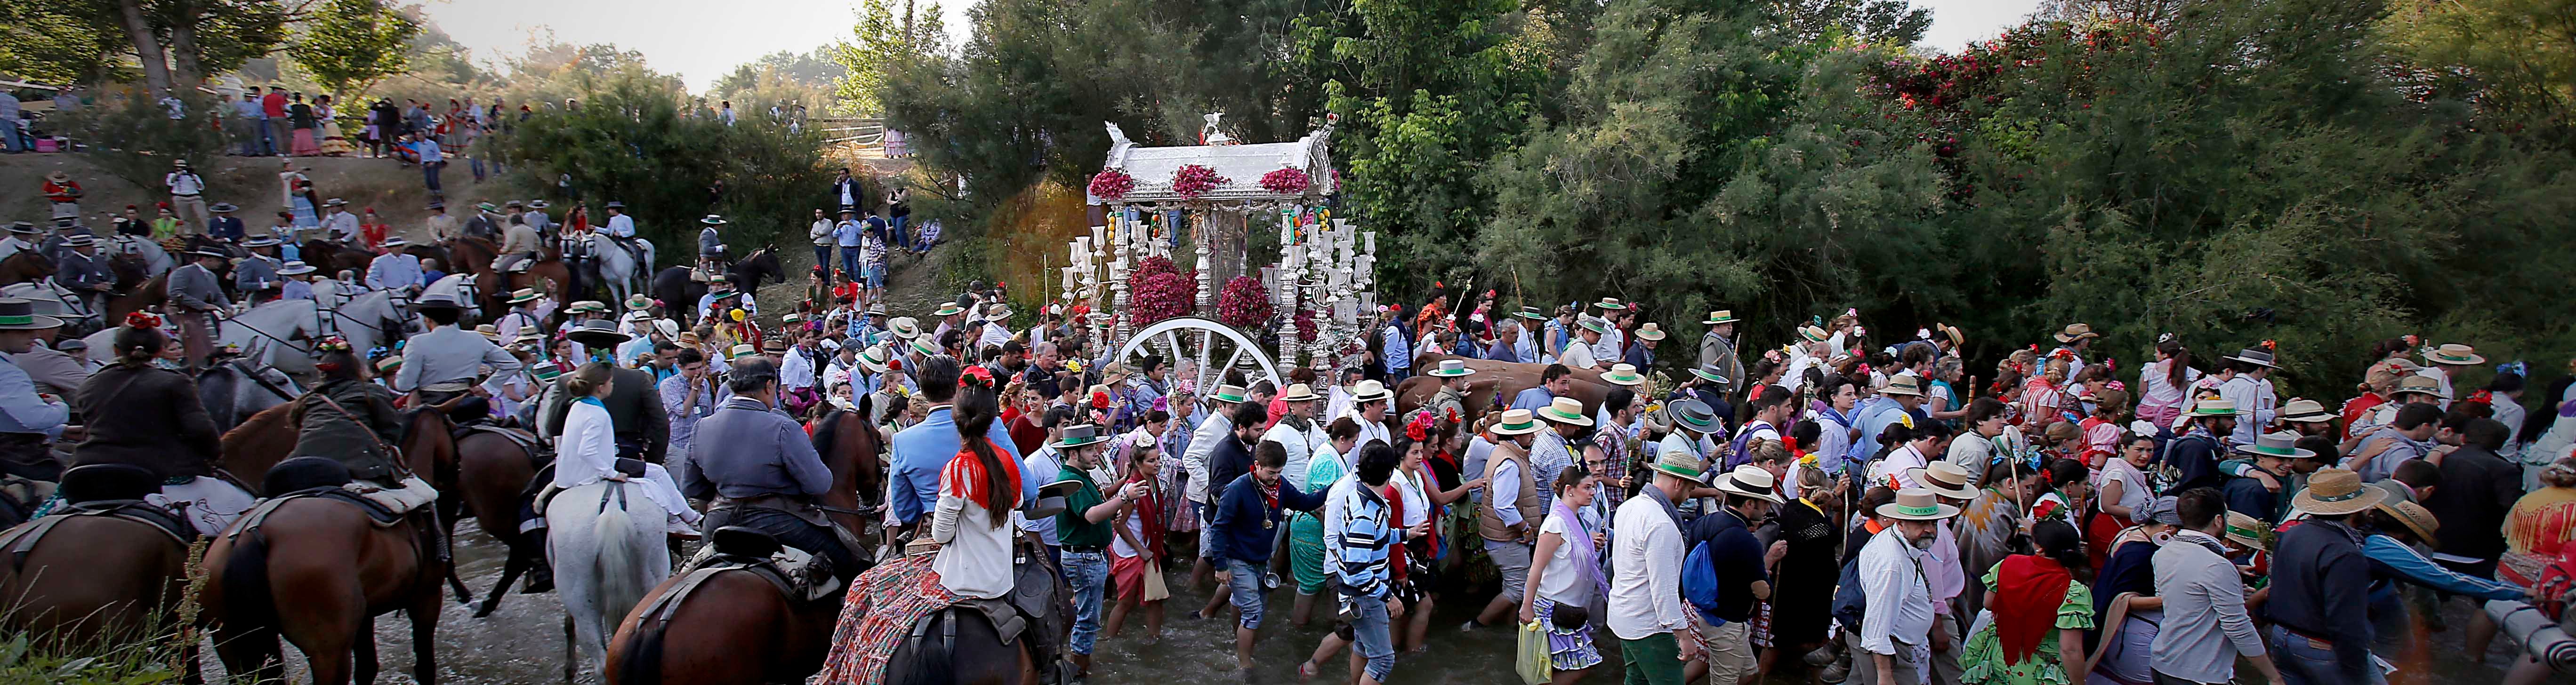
[1680,539,1727,628]
[1829,554,1868,629]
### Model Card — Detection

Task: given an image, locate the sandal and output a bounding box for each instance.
[1296,660,1319,680]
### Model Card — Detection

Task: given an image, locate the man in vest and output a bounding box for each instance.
[545,320,671,462]
[1466,408,1545,630]
[169,248,232,370]
[1421,359,1476,436]
[395,293,523,408]
[234,237,285,303]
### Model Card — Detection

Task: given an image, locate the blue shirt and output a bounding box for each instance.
[1847,398,1908,465]
[833,219,864,247]
[0,353,69,438]
[413,138,442,163]
[1509,387,1555,413]
[886,405,1026,525]
[659,373,717,456]
[1381,324,1410,373]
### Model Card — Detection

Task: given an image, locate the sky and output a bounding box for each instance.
[417,0,2046,93]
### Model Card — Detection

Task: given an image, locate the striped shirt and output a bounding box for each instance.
[1334,483,1398,600]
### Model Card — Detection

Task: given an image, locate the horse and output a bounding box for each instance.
[314,282,419,353]
[449,427,544,618]
[424,272,485,324]
[197,359,305,431]
[299,239,376,278]
[107,234,173,277]
[580,232,657,309]
[218,298,324,379]
[0,472,197,658]
[603,402,886,685]
[726,247,785,295]
[0,250,56,287]
[1392,352,1616,427]
[200,408,459,685]
[1,278,104,337]
[652,266,705,321]
[881,546,1074,685]
[549,475,674,683]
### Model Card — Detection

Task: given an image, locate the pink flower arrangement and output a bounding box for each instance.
[1169,164,1230,199]
[1258,167,1312,195]
[1215,276,1272,328]
[1127,255,1196,326]
[1294,309,1318,342]
[1088,169,1136,200]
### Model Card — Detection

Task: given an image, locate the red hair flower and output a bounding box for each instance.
[959,365,995,390]
[1406,411,1435,442]
[124,311,162,329]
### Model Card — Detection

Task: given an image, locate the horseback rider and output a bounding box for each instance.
[321,198,359,245]
[696,215,727,278]
[0,300,72,481]
[600,201,647,270]
[0,223,39,262]
[543,320,671,463]
[70,316,241,535]
[366,237,425,294]
[235,237,284,303]
[170,248,232,371]
[289,340,441,518]
[462,202,502,241]
[207,203,246,243]
[679,357,865,583]
[497,213,543,274]
[54,234,113,316]
[394,293,522,410]
[555,360,701,533]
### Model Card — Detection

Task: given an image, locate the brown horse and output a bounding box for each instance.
[603,403,885,685]
[450,429,543,617]
[0,489,194,653]
[200,408,459,685]
[104,273,167,331]
[299,239,376,278]
[1393,352,1616,426]
[0,249,56,287]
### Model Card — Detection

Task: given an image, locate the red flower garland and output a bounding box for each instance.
[1258,167,1312,195]
[1127,256,1196,326]
[1215,276,1272,329]
[1088,169,1136,200]
[1169,164,1230,199]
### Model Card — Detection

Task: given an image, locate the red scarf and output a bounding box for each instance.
[1992,554,2073,665]
[1123,471,1169,561]
[941,438,1022,514]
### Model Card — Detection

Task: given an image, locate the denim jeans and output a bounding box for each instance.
[890,215,911,250]
[470,157,486,182]
[423,161,443,192]
[840,246,862,285]
[1349,595,1395,681]
[2267,624,2383,685]
[813,245,834,277]
[1064,549,1110,655]
[1226,559,1265,630]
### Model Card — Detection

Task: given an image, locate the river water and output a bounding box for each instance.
[264,525,2529,685]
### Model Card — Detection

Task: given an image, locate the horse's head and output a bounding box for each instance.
[1,251,57,280]
[403,407,458,482]
[107,253,148,289]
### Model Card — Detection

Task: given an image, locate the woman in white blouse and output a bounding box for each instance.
[553,362,701,533]
[934,369,1022,599]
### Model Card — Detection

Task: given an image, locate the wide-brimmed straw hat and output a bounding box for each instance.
[1594,298,1626,311]
[2234,431,2317,460]
[2223,511,2269,550]
[1703,310,1738,325]
[1878,488,1961,521]
[1602,364,1645,387]
[2053,323,2100,343]
[1515,306,1547,321]
[1907,462,1977,500]
[2225,347,2279,369]
[1539,397,1593,426]
[2391,374,2448,400]
[1207,384,1248,404]
[2278,398,2335,424]
[1490,409,1543,436]
[277,261,315,276]
[2426,343,2484,366]
[731,344,760,359]
[1712,464,1785,504]
[1796,326,1830,343]
[1649,440,1706,480]
[1278,382,1322,403]
[567,319,632,348]
[2376,500,2440,542]
[2292,468,2385,516]
[1056,423,1111,449]
[0,299,65,330]
[240,237,281,248]
[475,324,502,342]
[1633,323,1666,341]
[1577,319,1609,335]
[507,287,544,304]
[1880,374,1926,398]
[888,317,923,339]
[1689,363,1731,385]
[856,345,892,373]
[625,294,654,311]
[1426,358,1476,378]
[1350,379,1393,404]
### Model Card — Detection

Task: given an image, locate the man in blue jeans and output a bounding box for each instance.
[2264,468,2388,685]
[832,207,864,286]
[1207,439,1328,677]
[1048,423,1131,677]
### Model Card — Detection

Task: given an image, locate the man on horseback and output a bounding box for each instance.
[0,301,72,481]
[679,357,865,583]
[207,202,245,243]
[545,320,670,464]
[0,223,40,263]
[497,213,543,274]
[463,202,503,241]
[288,340,443,527]
[170,248,233,371]
[235,237,284,303]
[366,237,425,294]
[393,293,523,410]
[696,215,727,278]
[54,234,112,316]
[601,201,649,273]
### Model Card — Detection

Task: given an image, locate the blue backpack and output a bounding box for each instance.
[1680,540,1727,628]
[1829,554,1868,629]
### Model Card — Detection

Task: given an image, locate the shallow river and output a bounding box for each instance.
[246,526,2531,685]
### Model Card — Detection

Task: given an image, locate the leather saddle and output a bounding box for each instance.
[0,499,193,570]
[234,486,409,534]
[667,526,843,605]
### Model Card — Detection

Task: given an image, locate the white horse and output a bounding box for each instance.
[546,480,669,683]
[219,299,322,378]
[576,233,654,312]
[423,272,483,322]
[107,233,173,276]
[312,281,417,353]
[0,279,102,333]
[196,358,304,430]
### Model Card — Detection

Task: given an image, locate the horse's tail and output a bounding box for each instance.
[590,484,648,635]
[890,611,957,685]
[613,608,669,685]
[219,531,277,632]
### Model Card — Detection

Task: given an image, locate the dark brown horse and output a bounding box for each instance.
[1393,352,1616,426]
[104,273,167,331]
[200,408,459,685]
[603,403,885,685]
[450,429,542,617]
[299,239,377,278]
[0,249,56,287]
[0,490,193,653]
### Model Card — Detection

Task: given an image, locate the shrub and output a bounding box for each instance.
[57,88,230,193]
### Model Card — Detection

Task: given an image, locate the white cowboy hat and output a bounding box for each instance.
[1712,464,1785,504]
[1538,397,1593,427]
[276,261,316,276]
[1349,379,1393,404]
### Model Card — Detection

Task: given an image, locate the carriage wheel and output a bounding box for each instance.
[1116,316,1283,396]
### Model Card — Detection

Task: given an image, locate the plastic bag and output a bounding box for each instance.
[1515,619,1553,685]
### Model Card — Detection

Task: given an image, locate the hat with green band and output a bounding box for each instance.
[1666,398,1717,432]
[1578,319,1609,335]
[0,299,65,330]
[1055,423,1111,449]
[909,338,941,358]
[1602,363,1644,387]
[1515,306,1548,321]
[1702,310,1737,325]
[1426,358,1476,377]
[2222,511,2268,550]
[1491,409,1543,436]
[1876,488,1960,521]
[2233,431,2317,460]
[1649,442,1704,480]
[1208,384,1248,404]
[1540,397,1593,426]
[2425,343,2484,366]
[2290,467,2383,516]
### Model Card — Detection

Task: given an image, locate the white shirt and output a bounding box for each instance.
[2416,367,2456,410]
[781,344,818,390]
[2139,360,2203,410]
[324,210,360,241]
[1183,408,1232,503]
[809,218,836,246]
[166,171,204,195]
[1558,339,1597,370]
[933,480,1023,600]
[365,253,423,290]
[1264,417,1327,486]
[2215,374,2275,446]
[604,214,636,238]
[1535,508,1595,606]
[1017,446,1062,545]
[552,399,696,524]
[1607,493,1688,640]
[1855,527,1935,655]
[1875,443,1932,490]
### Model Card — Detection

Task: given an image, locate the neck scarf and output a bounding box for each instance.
[1551,496,1612,599]
[1992,554,2074,665]
[941,438,1022,515]
[1122,469,1168,559]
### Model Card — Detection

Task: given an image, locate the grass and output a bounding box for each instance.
[0,536,212,685]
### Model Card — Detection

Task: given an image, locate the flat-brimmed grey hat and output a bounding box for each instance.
[0,299,66,330]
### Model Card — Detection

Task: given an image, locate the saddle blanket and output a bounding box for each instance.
[345,476,440,514]
[148,476,256,537]
[811,554,956,685]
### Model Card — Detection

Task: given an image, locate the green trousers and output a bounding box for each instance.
[1619,633,1683,685]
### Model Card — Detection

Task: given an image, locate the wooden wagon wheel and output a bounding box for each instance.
[1118,316,1282,395]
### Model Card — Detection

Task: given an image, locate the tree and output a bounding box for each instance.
[285,0,419,101]
[2378,0,2576,145]
[832,0,943,114]
[59,87,232,191]
[0,0,284,88]
[0,0,131,85]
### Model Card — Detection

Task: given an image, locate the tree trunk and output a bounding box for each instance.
[166,0,204,86]
[114,0,172,93]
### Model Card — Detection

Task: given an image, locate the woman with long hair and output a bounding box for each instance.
[1958,519,2097,685]
[932,366,1022,599]
[316,94,354,155]
[1103,439,1168,642]
[2088,435,2156,566]
[2076,388,2130,467]
[1771,465,1844,672]
[552,362,700,532]
[2137,340,2200,430]
[2018,354,2072,432]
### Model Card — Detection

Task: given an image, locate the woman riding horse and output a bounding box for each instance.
[71,318,239,536]
[289,342,441,516]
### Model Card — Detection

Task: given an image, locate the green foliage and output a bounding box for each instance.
[283,0,419,100]
[712,48,847,115]
[2378,0,2576,144]
[0,632,182,685]
[832,0,944,116]
[58,88,231,192]
[487,70,832,256]
[166,0,290,77]
[0,0,132,85]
